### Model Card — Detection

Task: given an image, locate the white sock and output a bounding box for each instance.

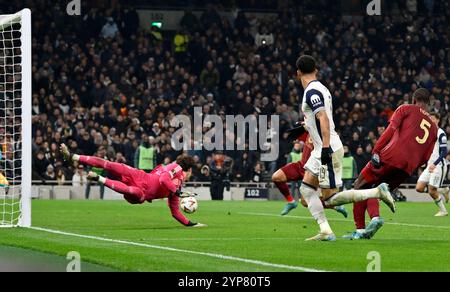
[98,176,106,184]
[326,188,380,206]
[371,216,379,221]
[434,196,447,213]
[300,184,332,234]
[356,229,365,233]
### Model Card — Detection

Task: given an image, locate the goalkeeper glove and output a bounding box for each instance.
[321,147,333,165]
[286,122,307,142]
[371,153,381,168]
[174,189,198,198]
[186,221,208,227]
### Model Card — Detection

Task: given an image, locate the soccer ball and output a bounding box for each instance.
[180,197,198,214]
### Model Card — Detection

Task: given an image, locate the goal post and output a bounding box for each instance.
[0,9,32,227]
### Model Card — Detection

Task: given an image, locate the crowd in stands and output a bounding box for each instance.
[2,0,449,187]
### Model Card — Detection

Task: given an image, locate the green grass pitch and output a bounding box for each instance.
[0,200,449,271]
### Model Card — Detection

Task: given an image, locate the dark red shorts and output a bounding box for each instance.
[281,162,305,182]
[360,161,410,190]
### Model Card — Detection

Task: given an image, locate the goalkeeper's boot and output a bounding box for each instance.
[342,231,365,240]
[363,217,384,239]
[305,232,336,242]
[280,201,298,216]
[378,183,396,213]
[87,171,99,182]
[334,205,348,218]
[434,211,448,217]
[60,143,73,164]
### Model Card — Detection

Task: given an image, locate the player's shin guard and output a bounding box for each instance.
[300,183,332,234]
[325,188,381,206]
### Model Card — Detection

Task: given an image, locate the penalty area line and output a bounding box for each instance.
[29,226,325,272]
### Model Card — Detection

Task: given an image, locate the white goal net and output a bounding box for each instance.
[0,9,31,227]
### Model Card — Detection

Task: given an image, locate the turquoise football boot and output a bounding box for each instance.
[334,205,348,218]
[362,217,384,239]
[280,201,298,216]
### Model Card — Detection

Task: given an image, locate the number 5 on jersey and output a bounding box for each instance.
[416,119,431,144]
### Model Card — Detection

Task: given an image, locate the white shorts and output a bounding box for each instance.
[418,163,448,188]
[305,147,344,189]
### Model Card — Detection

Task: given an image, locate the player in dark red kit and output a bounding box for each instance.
[344,88,437,240]
[272,124,347,217]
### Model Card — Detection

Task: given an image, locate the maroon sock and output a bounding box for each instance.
[353,201,368,229]
[274,181,294,202]
[367,198,380,218]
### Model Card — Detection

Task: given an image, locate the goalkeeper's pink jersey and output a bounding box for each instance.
[143,163,189,225]
[145,163,185,199]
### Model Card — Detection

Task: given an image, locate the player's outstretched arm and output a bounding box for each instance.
[167,194,207,227]
[315,111,333,165]
[373,106,405,158]
[315,111,330,147]
[372,124,395,159]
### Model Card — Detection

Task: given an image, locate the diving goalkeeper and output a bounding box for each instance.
[60,144,206,227]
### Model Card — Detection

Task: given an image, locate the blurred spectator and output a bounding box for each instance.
[180,9,199,32]
[72,165,87,187]
[251,162,264,183]
[33,151,50,181]
[200,61,220,90]
[342,145,357,190]
[233,152,253,182]
[198,165,211,182]
[134,134,157,173]
[56,168,66,186]
[174,29,189,65]
[354,146,370,174]
[255,26,274,47]
[43,164,56,183]
[210,152,233,200]
[101,17,119,39]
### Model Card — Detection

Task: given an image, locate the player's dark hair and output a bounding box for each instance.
[176,155,196,171]
[430,112,440,119]
[296,55,317,74]
[412,88,430,105]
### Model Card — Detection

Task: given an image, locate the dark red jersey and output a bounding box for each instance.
[375,104,437,175]
[300,135,313,167]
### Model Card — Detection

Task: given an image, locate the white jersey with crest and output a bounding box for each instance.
[301,80,343,155]
[427,128,447,166]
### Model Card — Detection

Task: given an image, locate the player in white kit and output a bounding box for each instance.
[416,112,449,216]
[296,55,396,241]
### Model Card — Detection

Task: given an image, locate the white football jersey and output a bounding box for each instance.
[428,128,448,166]
[301,80,343,155]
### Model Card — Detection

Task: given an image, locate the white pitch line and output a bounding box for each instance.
[238,212,450,230]
[133,237,300,241]
[29,226,325,272]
